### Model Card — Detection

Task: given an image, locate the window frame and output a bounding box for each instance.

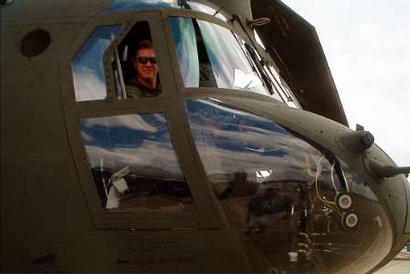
[60,10,223,230]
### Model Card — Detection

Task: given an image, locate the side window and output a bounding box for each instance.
[115,22,162,99]
[72,21,162,102]
[79,113,194,212]
[72,25,124,102]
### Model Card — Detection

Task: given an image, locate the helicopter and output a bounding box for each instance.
[1,0,409,273]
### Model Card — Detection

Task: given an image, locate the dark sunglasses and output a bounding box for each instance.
[136,56,157,64]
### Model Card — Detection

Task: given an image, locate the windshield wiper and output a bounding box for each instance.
[244,43,275,94]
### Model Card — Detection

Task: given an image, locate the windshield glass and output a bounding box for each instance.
[169,17,270,96]
[185,98,393,273]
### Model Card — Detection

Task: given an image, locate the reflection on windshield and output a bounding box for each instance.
[168,17,200,87]
[105,0,179,13]
[79,113,194,212]
[169,17,270,95]
[186,99,336,185]
[185,99,392,273]
[72,25,124,101]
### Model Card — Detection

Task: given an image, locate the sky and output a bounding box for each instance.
[281,0,410,166]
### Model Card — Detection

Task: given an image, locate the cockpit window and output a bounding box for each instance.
[185,98,392,273]
[169,17,270,96]
[79,113,195,212]
[72,25,124,102]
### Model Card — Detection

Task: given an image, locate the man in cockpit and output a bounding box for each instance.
[126,40,161,98]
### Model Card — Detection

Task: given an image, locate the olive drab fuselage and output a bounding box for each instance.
[1,1,409,273]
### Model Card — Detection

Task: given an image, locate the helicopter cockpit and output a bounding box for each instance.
[72,0,297,105]
[61,0,405,273]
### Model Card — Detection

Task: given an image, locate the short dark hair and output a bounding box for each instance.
[135,40,154,57]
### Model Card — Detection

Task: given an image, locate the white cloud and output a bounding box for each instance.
[85,140,182,176]
[73,68,107,101]
[80,131,94,142]
[82,114,160,133]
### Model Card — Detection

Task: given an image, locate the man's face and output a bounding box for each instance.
[133,47,158,82]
